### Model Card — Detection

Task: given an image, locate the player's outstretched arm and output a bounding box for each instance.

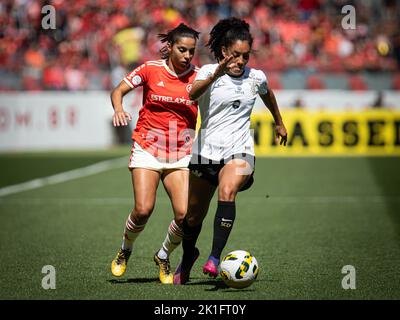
[110,80,133,127]
[189,55,234,100]
[260,89,287,146]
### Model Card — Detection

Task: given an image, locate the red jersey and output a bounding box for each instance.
[124,59,199,161]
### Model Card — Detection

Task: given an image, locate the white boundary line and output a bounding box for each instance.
[0,156,127,197]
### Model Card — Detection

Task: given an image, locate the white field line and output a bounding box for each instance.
[0,156,127,197]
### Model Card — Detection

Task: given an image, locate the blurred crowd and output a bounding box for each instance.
[1,0,400,91]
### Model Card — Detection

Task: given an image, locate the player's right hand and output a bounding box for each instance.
[214,55,234,78]
[113,111,132,127]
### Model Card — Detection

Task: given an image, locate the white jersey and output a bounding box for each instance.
[192,63,269,161]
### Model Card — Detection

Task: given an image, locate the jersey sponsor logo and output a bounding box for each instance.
[157,81,165,87]
[235,86,244,94]
[150,94,195,106]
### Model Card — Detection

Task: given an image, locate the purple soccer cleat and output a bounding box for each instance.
[173,247,200,285]
[202,258,219,278]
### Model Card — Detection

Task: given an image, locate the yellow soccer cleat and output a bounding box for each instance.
[153,253,173,284]
[111,248,131,277]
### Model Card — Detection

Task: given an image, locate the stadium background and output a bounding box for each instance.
[0,0,399,300]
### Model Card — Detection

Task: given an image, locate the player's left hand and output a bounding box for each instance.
[274,124,287,146]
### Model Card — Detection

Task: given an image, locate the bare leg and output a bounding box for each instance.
[111,168,160,277]
[122,168,160,251]
[156,169,189,260]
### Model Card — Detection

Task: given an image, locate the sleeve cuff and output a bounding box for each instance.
[123,78,134,88]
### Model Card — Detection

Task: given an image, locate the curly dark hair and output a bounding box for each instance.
[207,17,253,61]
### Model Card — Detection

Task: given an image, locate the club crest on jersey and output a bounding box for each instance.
[186,84,192,93]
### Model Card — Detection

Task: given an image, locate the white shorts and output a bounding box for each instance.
[128,142,191,172]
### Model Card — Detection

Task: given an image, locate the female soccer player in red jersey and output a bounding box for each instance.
[110,23,200,284]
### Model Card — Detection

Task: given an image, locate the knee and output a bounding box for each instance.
[132,203,154,224]
[171,202,188,226]
[218,184,237,202]
[185,204,205,227]
[185,214,200,227]
[173,212,186,227]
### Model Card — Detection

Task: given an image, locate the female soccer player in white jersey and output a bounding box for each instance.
[110,23,200,284]
[173,17,287,284]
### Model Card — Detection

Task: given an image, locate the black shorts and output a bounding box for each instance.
[189,153,255,192]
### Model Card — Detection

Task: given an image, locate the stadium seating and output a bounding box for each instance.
[267,73,283,90]
[392,74,400,90]
[306,74,325,90]
[22,76,41,91]
[348,75,368,91]
[0,0,398,91]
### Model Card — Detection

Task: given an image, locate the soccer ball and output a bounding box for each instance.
[219,250,259,289]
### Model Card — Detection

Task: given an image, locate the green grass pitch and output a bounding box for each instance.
[0,149,399,300]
